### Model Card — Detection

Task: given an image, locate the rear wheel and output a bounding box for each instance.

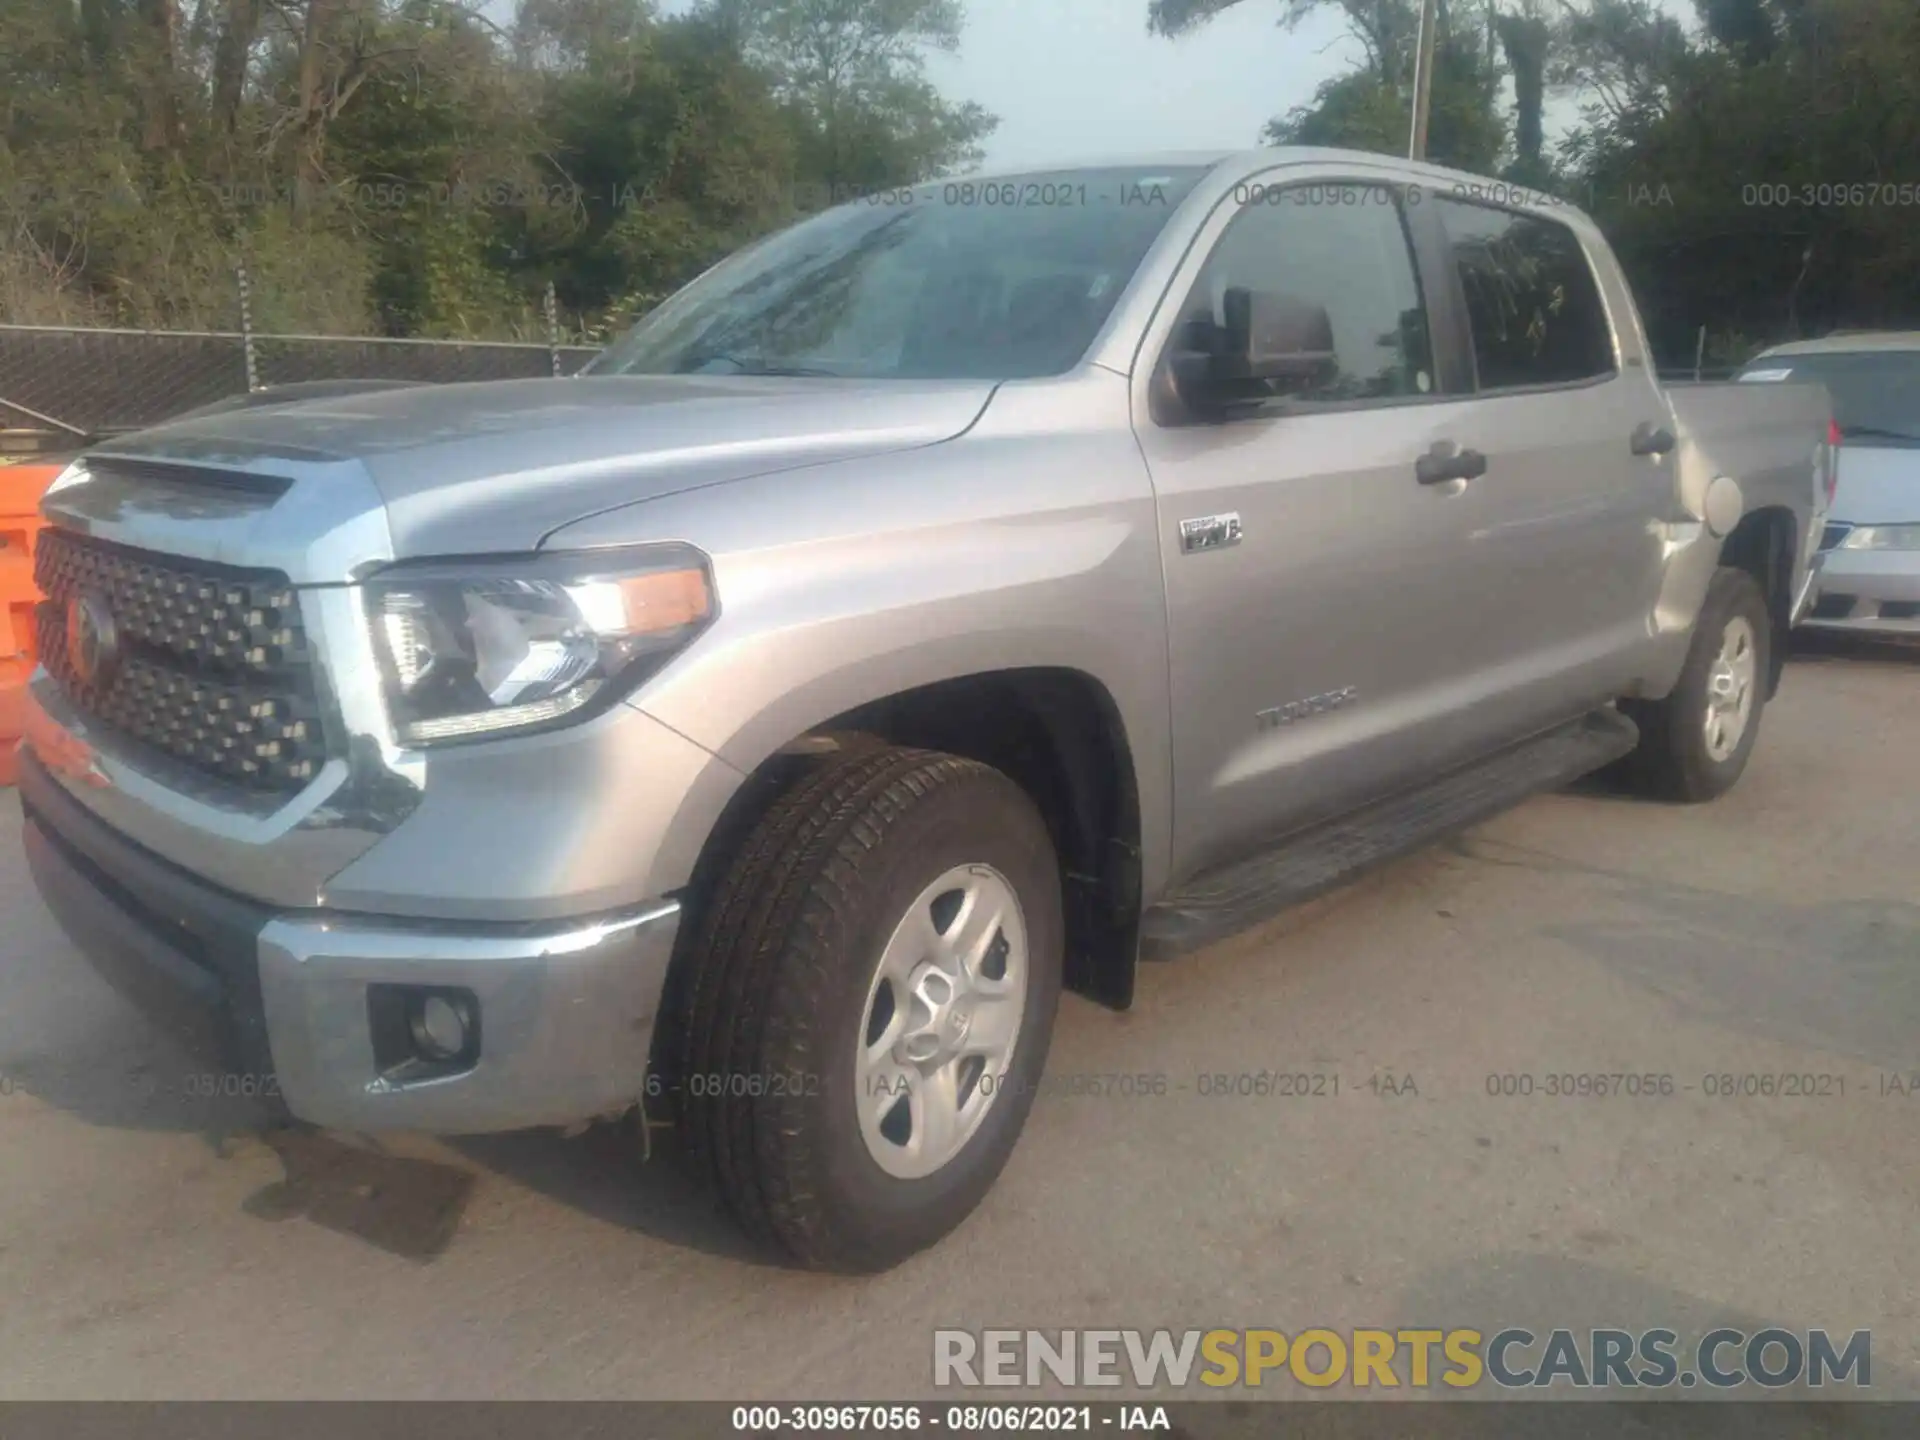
[1618,566,1772,802]
[674,742,1063,1272]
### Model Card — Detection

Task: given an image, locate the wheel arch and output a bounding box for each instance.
[1718,505,1798,696]
[667,667,1148,1018]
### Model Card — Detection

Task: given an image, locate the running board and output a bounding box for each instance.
[1140,708,1640,961]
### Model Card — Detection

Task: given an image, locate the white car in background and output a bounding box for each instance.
[1740,333,1920,638]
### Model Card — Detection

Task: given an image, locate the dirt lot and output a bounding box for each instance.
[0,639,1915,1401]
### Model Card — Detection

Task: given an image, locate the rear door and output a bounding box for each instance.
[1132,175,1535,883]
[1422,198,1673,734]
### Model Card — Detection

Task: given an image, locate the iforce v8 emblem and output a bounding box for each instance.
[1179,513,1242,553]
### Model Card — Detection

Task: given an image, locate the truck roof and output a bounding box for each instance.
[955,148,1594,217]
[956,151,1238,178]
[944,149,1605,232]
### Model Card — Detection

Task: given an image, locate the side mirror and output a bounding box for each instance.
[1167,287,1338,418]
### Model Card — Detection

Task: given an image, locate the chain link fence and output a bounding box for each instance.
[0,323,604,442]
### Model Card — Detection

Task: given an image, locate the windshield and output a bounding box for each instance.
[1738,348,1920,445]
[586,168,1208,382]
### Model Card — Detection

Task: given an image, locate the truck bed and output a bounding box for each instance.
[1666,378,1831,531]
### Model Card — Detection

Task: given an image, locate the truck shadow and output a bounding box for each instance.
[1563,640,1915,809]
[8,1020,777,1267]
[238,1123,475,1263]
[1446,832,1920,1075]
[1,963,764,1267]
[234,1120,768,1266]
[447,1117,777,1265]
[1788,631,1920,668]
[2,792,763,1265]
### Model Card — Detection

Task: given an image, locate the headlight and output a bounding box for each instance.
[365,545,715,745]
[1839,524,1920,551]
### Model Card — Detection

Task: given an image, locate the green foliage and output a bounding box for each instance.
[0,0,997,337]
[1167,0,1507,172]
[1570,0,1920,357]
[734,0,995,195]
[6,0,1919,363]
[1263,30,1507,173]
[1160,0,1920,362]
[514,9,802,335]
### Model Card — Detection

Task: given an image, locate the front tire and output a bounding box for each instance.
[676,743,1064,1273]
[1618,566,1773,802]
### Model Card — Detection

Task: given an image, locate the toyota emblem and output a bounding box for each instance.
[65,590,121,688]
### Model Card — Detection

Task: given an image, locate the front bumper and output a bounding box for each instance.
[1804,547,1920,635]
[19,748,680,1134]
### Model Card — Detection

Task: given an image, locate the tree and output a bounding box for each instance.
[496,3,799,331]
[1153,0,1507,172]
[1563,0,1920,359]
[1149,0,1920,362]
[210,0,264,138]
[11,0,1918,355]
[1494,4,1550,182]
[727,0,997,198]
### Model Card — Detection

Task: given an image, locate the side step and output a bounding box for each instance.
[1139,707,1640,961]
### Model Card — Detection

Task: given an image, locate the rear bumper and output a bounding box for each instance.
[19,747,681,1134]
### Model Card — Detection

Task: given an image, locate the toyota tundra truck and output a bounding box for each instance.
[14,149,1834,1273]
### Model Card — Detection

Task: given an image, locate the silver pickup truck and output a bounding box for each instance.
[16,149,1833,1273]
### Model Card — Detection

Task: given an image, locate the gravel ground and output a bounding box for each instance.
[0,639,1915,1402]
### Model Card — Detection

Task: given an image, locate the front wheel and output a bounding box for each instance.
[675,743,1064,1273]
[1618,566,1773,802]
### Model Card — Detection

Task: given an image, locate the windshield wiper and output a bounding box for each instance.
[1840,424,1920,444]
[679,352,842,377]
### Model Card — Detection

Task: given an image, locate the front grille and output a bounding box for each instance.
[33,528,329,793]
[1820,522,1852,552]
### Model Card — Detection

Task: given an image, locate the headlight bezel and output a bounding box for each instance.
[362,543,717,749]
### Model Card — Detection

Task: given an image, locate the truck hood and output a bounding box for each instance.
[1831,444,1920,524]
[91,375,996,559]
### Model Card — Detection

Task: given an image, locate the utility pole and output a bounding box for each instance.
[236,251,260,392]
[1408,0,1440,161]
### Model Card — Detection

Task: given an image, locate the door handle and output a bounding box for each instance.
[1631,421,1676,456]
[1415,443,1488,485]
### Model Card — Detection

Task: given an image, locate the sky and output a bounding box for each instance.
[922,0,1367,169]
[652,0,1692,176]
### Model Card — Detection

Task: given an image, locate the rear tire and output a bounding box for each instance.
[674,742,1063,1273]
[1618,566,1772,802]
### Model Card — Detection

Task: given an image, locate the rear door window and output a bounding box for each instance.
[1435,200,1615,391]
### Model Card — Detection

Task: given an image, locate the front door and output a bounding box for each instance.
[1132,175,1528,884]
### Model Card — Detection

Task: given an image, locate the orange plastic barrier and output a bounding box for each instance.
[1,461,66,785]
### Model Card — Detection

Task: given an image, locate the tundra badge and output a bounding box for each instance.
[1257,686,1358,730]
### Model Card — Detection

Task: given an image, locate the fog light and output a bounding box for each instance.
[411,994,470,1060]
[368,984,481,1079]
